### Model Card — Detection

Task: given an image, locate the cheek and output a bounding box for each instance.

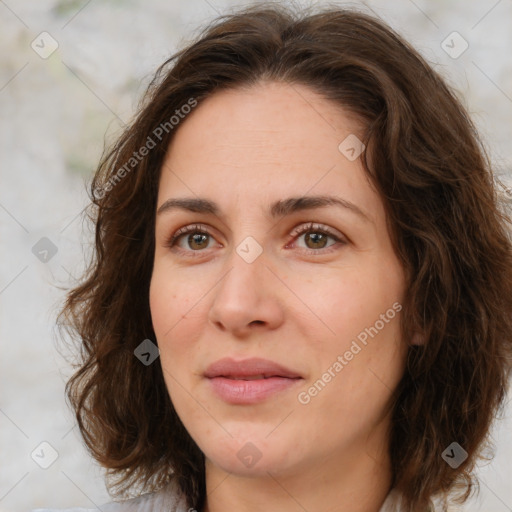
[296,267,399,345]
[297,262,405,391]
[149,266,194,337]
[149,272,189,366]
[149,276,193,409]
[149,273,213,442]
[149,268,211,381]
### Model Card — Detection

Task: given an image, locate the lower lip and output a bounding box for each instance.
[207,376,302,404]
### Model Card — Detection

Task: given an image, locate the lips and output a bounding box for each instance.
[204,357,302,379]
[231,374,269,380]
[204,357,303,404]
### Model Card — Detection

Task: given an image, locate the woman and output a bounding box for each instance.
[41,3,512,512]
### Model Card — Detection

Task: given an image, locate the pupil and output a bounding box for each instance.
[307,232,326,248]
[190,233,208,249]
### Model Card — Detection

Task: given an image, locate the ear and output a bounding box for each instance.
[411,332,425,346]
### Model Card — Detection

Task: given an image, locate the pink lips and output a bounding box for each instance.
[204,357,303,404]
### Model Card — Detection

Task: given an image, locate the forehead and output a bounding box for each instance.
[158,81,381,221]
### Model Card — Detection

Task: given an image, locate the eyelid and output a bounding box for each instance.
[288,221,345,242]
[165,223,220,250]
[285,222,347,255]
[164,221,347,256]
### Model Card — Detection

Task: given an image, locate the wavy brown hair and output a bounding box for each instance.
[58,3,512,511]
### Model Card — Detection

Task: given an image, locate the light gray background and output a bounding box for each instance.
[1,0,511,511]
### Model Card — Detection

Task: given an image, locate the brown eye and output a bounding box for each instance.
[165,221,346,258]
[303,231,331,249]
[165,224,217,255]
[184,232,210,250]
[289,222,346,255]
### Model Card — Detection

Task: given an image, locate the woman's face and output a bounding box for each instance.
[150,81,407,481]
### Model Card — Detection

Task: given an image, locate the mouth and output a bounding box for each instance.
[204,357,303,404]
[217,373,291,380]
[206,375,303,404]
[204,357,302,379]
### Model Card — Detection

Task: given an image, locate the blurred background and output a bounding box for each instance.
[1,0,511,511]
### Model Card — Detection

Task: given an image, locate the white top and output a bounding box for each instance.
[31,478,432,512]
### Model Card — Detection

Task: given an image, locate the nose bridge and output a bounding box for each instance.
[208,238,283,333]
[215,238,267,305]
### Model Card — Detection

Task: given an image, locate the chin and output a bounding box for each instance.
[201,434,300,477]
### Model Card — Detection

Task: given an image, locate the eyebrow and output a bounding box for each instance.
[157,195,372,223]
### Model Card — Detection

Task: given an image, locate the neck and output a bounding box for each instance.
[201,441,392,512]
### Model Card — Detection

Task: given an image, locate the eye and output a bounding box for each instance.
[164,222,346,258]
[165,224,219,257]
[287,222,346,255]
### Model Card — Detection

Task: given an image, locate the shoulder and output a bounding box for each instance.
[30,478,188,512]
[379,488,456,512]
[379,489,405,512]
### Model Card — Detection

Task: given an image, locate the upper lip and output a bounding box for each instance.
[204,357,302,379]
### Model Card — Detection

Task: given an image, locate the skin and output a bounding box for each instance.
[149,81,408,512]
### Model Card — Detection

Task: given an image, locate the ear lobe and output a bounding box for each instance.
[411,332,425,345]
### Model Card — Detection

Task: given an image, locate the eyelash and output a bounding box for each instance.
[164,222,346,258]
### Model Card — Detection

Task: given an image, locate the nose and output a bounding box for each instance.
[207,252,285,337]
